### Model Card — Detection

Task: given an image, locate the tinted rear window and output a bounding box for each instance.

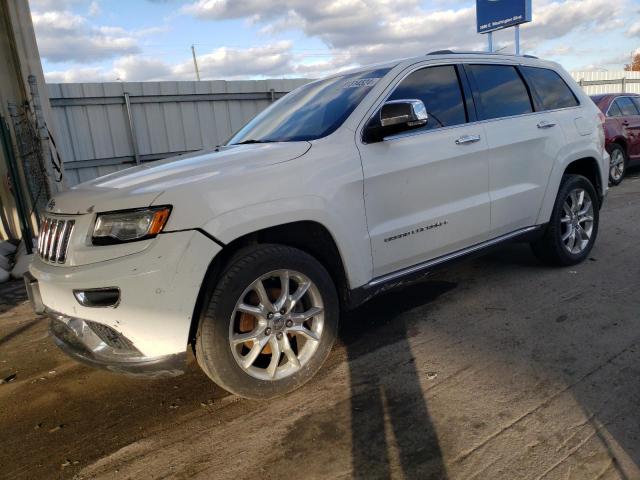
[467,65,533,120]
[388,65,467,131]
[521,66,579,111]
[615,97,639,116]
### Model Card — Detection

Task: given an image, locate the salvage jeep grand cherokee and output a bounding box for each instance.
[26,51,608,399]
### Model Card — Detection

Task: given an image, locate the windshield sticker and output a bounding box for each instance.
[343,78,381,89]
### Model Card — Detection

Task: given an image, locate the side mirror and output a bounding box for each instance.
[363,99,428,143]
[380,99,428,128]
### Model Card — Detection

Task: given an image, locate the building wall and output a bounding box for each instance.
[0,0,59,242]
[0,2,30,240]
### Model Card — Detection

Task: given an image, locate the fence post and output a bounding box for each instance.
[123,92,140,165]
[621,77,627,93]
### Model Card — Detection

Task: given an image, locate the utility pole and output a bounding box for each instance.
[191,44,201,81]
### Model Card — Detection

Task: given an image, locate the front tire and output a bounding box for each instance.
[531,174,599,266]
[608,144,627,186]
[195,244,339,399]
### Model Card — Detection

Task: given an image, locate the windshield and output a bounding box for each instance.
[227,67,392,144]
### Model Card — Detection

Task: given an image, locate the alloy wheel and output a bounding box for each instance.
[560,188,594,255]
[610,149,625,183]
[228,270,325,381]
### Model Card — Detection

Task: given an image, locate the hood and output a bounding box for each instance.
[48,142,311,215]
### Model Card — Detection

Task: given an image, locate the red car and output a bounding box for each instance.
[591,93,640,185]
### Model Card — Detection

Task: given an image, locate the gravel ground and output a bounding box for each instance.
[1,171,639,480]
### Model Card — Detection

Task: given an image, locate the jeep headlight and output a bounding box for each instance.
[92,206,171,245]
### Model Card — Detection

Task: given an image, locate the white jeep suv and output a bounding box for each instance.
[26,51,608,399]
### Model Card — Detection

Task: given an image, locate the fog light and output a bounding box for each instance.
[73,288,120,308]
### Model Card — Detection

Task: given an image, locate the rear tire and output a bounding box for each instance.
[195,244,339,400]
[531,174,599,266]
[608,144,627,186]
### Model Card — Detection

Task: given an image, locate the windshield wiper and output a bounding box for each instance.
[233,139,277,145]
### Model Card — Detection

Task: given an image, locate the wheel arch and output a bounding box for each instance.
[563,157,603,199]
[187,220,352,347]
[608,136,628,154]
[537,154,605,225]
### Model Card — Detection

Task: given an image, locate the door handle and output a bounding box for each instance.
[537,120,557,129]
[455,134,481,145]
[622,120,630,126]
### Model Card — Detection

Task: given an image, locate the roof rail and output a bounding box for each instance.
[426,50,538,59]
[427,50,455,55]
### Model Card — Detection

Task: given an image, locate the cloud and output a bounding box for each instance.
[175,42,294,78]
[627,21,640,37]
[44,66,115,83]
[181,0,629,68]
[522,0,625,42]
[45,42,303,82]
[38,0,638,82]
[88,1,101,16]
[113,56,174,81]
[29,0,86,10]
[32,10,140,63]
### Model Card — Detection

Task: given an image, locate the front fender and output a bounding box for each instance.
[202,196,373,289]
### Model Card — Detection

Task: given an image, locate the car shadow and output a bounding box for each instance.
[337,243,640,478]
[341,280,456,480]
[0,318,40,347]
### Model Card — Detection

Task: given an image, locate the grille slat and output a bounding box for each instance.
[36,218,46,253]
[48,220,59,261]
[37,216,75,264]
[55,221,70,263]
[42,218,52,261]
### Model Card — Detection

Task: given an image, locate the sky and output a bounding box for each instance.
[29,0,640,83]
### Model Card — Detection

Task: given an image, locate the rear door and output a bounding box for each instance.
[465,63,567,236]
[616,97,640,160]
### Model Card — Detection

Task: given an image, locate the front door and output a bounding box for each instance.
[358,64,491,278]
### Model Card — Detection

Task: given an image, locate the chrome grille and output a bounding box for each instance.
[37,217,75,264]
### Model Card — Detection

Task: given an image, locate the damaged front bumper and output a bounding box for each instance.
[47,311,186,377]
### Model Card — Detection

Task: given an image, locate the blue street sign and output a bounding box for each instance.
[477,0,532,34]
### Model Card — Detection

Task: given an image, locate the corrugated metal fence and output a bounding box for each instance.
[49,72,640,186]
[570,71,640,95]
[48,79,310,186]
